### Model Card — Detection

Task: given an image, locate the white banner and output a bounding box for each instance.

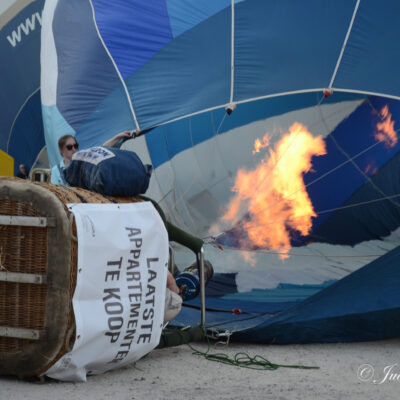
[45,202,169,382]
[72,146,115,165]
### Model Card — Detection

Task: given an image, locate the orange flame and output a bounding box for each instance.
[252,133,271,154]
[222,122,326,259]
[364,162,377,176]
[374,105,397,148]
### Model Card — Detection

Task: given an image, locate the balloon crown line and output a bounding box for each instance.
[224,91,334,116]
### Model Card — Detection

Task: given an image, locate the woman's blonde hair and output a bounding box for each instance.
[58,134,77,151]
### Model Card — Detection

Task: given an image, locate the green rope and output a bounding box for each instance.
[177,327,319,371]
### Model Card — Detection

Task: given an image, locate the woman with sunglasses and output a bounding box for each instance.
[50,131,131,185]
[50,134,80,185]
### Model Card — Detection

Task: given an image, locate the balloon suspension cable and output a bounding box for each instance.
[317,97,400,210]
[214,244,386,259]
[128,126,155,139]
[204,189,400,243]
[166,104,236,215]
[217,112,227,134]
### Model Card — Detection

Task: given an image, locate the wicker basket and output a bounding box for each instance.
[0,177,139,377]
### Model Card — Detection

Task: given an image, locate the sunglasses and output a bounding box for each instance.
[65,143,79,150]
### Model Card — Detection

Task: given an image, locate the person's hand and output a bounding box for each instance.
[114,131,131,140]
[166,272,180,294]
[103,130,132,147]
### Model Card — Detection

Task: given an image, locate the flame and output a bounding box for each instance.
[222,122,326,259]
[253,133,271,154]
[364,162,377,176]
[374,105,397,148]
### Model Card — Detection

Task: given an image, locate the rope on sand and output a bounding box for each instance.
[166,326,320,371]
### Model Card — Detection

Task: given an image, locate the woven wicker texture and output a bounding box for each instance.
[0,178,141,376]
[0,198,47,354]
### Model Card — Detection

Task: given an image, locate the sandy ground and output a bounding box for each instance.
[1,338,399,400]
